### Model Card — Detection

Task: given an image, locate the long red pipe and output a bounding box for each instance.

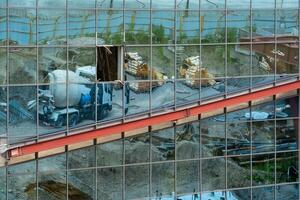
[8,80,300,158]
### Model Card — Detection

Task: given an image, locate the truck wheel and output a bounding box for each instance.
[55,115,65,128]
[69,113,78,127]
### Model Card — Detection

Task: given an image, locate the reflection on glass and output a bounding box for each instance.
[68,9,96,46]
[201,11,225,43]
[202,191,226,200]
[277,0,299,9]
[96,0,123,9]
[151,127,175,161]
[8,86,37,143]
[275,41,299,75]
[276,96,299,118]
[97,167,122,200]
[125,165,149,199]
[276,119,298,151]
[227,77,251,94]
[68,146,95,169]
[125,11,150,44]
[227,156,251,189]
[227,122,251,155]
[151,81,175,111]
[125,133,150,164]
[176,122,200,160]
[68,0,95,8]
[252,43,276,75]
[252,0,275,9]
[152,0,174,9]
[38,0,66,7]
[252,101,275,119]
[152,46,175,79]
[176,80,200,106]
[9,8,36,45]
[227,0,250,9]
[252,10,275,39]
[0,167,6,200]
[97,139,123,166]
[252,120,275,153]
[276,183,299,200]
[97,10,123,45]
[202,157,226,191]
[38,9,66,45]
[252,153,275,186]
[276,151,298,183]
[201,45,225,77]
[38,154,66,172]
[176,160,199,195]
[227,189,251,200]
[68,169,96,200]
[201,115,225,157]
[0,8,6,44]
[9,0,35,7]
[227,10,250,43]
[9,47,37,84]
[37,171,66,199]
[152,11,175,44]
[227,44,251,76]
[201,0,225,9]
[125,0,150,9]
[201,78,225,100]
[8,174,36,200]
[38,47,67,83]
[151,162,175,198]
[252,186,274,200]
[0,87,6,136]
[176,11,200,44]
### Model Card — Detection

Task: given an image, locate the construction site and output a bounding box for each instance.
[0,0,300,199]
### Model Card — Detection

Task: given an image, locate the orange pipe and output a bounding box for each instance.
[8,80,300,158]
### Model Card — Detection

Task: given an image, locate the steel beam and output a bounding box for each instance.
[8,80,300,158]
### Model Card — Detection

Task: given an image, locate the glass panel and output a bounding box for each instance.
[276,119,298,151]
[176,45,200,79]
[227,0,250,9]
[152,11,175,44]
[38,47,67,84]
[8,86,37,143]
[252,153,275,186]
[251,101,275,120]
[227,189,251,200]
[276,95,299,118]
[201,11,225,43]
[0,87,6,136]
[125,81,150,115]
[68,0,95,8]
[151,81,175,111]
[276,151,299,183]
[277,0,299,9]
[97,139,123,166]
[252,10,275,39]
[68,146,95,169]
[252,0,275,9]
[201,78,225,100]
[201,0,225,9]
[38,84,67,136]
[276,42,299,75]
[125,46,150,80]
[97,10,123,45]
[125,165,149,199]
[252,186,274,200]
[125,10,150,44]
[227,10,251,43]
[202,191,226,200]
[97,167,122,200]
[201,45,225,77]
[96,82,123,122]
[152,46,175,79]
[227,77,251,94]
[68,169,96,200]
[176,11,200,44]
[176,160,199,195]
[227,156,251,189]
[96,0,123,9]
[0,167,6,200]
[125,133,149,164]
[125,0,150,9]
[9,8,36,45]
[38,154,66,172]
[276,183,299,200]
[252,76,275,88]
[226,107,250,122]
[151,127,175,162]
[176,80,200,106]
[202,157,226,191]
[276,9,298,37]
[175,121,200,160]
[9,0,36,7]
[38,171,66,200]
[252,120,275,154]
[7,174,36,200]
[0,8,6,44]
[0,0,6,7]
[9,47,36,84]
[152,0,174,9]
[177,0,199,9]
[201,115,225,157]
[68,9,95,46]
[227,44,251,76]
[8,160,36,174]
[151,162,175,198]
[38,0,66,7]
[38,9,66,45]
[227,122,251,155]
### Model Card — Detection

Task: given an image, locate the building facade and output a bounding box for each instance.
[0,0,299,199]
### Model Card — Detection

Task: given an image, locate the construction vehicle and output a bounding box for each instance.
[38,67,113,127]
[179,56,216,88]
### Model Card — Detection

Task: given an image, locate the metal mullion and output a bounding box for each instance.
[149,125,152,199]
[122,132,125,200]
[65,145,69,200]
[36,1,39,143]
[93,137,97,200]
[6,3,10,147]
[174,0,178,112]
[225,0,228,102]
[249,100,253,200]
[198,114,202,199]
[150,0,153,116]
[224,107,228,200]
[250,0,253,92]
[274,95,277,200]
[66,1,69,136]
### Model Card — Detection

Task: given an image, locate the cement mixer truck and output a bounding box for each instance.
[38,68,113,127]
